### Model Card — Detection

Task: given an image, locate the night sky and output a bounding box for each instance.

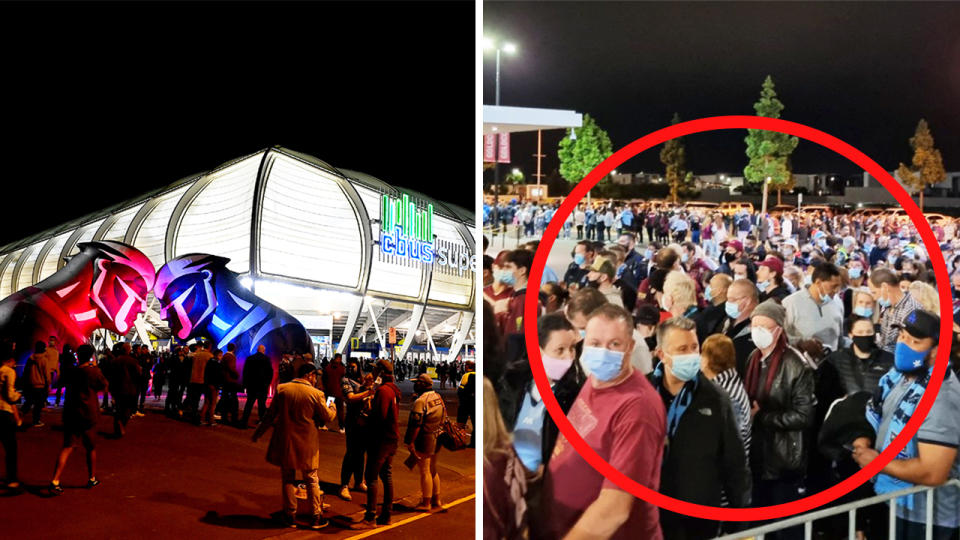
[0,2,474,246]
[483,2,960,185]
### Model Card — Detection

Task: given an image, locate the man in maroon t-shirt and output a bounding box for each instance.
[545,304,666,540]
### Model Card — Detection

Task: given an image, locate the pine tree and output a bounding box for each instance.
[558,114,613,186]
[744,76,798,210]
[660,113,689,203]
[896,119,946,211]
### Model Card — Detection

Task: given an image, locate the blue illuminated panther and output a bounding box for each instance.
[154,254,312,382]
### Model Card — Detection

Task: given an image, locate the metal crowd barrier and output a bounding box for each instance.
[714,479,960,540]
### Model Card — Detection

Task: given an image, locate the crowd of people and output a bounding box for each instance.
[0,334,476,530]
[483,202,960,540]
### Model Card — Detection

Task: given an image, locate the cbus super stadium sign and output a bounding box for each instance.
[380,194,474,275]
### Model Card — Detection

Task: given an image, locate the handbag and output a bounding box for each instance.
[437,399,470,451]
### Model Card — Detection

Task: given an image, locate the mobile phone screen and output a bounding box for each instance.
[327,396,336,407]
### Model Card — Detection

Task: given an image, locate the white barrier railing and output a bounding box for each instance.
[714,479,960,540]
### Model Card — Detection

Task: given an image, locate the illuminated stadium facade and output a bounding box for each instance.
[0,147,476,362]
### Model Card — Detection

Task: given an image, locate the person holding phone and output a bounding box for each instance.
[338,359,373,501]
[252,363,336,530]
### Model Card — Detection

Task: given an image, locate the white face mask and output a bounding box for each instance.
[751,326,776,349]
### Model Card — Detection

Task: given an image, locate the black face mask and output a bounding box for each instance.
[852,335,876,353]
[587,279,601,289]
[724,253,736,264]
[644,335,657,351]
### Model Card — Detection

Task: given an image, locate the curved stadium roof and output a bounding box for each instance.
[0,147,475,351]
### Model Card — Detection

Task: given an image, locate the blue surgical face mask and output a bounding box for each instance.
[668,353,701,382]
[894,341,928,373]
[579,329,586,339]
[681,253,689,263]
[888,255,898,265]
[644,249,654,260]
[580,346,625,382]
[725,301,740,319]
[853,306,873,318]
[804,274,813,286]
[574,253,586,266]
[704,285,713,302]
[757,280,770,292]
[848,267,862,279]
[500,270,517,287]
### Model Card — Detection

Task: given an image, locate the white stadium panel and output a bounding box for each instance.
[66,219,107,255]
[132,184,191,269]
[0,249,25,299]
[355,185,424,299]
[253,280,359,330]
[35,231,73,283]
[100,204,144,243]
[14,243,45,289]
[174,153,261,274]
[259,155,363,288]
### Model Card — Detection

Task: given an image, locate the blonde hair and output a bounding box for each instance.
[908,281,939,314]
[483,377,511,456]
[664,270,697,312]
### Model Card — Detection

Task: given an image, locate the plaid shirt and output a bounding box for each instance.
[878,291,922,353]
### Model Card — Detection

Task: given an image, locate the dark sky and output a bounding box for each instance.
[0,1,474,246]
[483,2,960,183]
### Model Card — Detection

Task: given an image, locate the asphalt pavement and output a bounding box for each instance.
[0,380,476,539]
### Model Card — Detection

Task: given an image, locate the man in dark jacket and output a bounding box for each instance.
[136,344,154,414]
[614,232,647,309]
[322,353,346,432]
[241,345,273,428]
[106,342,141,438]
[724,279,759,377]
[650,317,751,540]
[744,300,815,539]
[360,359,401,527]
[457,360,476,447]
[50,344,108,494]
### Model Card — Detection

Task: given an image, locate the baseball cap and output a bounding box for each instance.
[897,309,940,340]
[725,240,743,252]
[589,256,616,281]
[758,257,784,275]
[411,373,434,387]
[634,305,660,326]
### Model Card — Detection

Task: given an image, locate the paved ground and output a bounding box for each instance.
[0,381,475,539]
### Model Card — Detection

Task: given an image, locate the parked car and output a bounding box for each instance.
[719,201,754,216]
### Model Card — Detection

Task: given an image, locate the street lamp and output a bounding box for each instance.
[484,36,517,231]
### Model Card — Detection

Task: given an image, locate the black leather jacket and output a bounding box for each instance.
[750,347,816,481]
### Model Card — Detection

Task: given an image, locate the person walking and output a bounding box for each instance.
[21,342,51,427]
[54,344,75,407]
[1,350,22,490]
[338,359,372,500]
[49,345,108,494]
[405,373,446,512]
[106,343,141,438]
[241,344,274,428]
[184,342,212,421]
[360,359,402,527]
[220,343,241,425]
[136,344,154,415]
[200,346,223,426]
[252,363,336,530]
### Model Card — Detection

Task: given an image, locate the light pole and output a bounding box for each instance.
[484,37,516,233]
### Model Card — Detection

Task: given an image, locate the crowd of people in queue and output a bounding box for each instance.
[0,335,476,531]
[483,203,960,540]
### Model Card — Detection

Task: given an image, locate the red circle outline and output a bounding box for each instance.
[524,115,952,521]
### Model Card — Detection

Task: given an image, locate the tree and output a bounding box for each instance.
[896,119,946,211]
[558,114,613,187]
[744,76,798,210]
[660,113,691,203]
[505,169,525,184]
